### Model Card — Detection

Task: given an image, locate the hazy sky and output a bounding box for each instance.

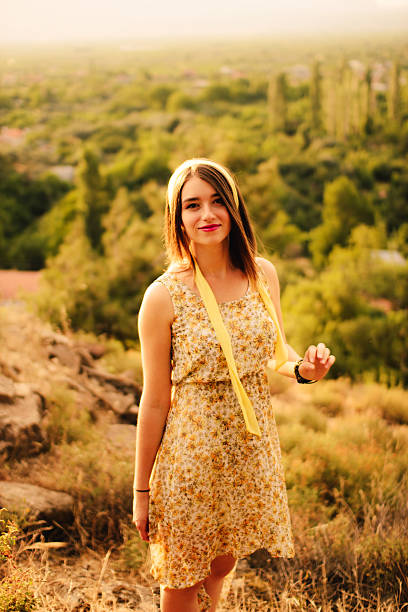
[3,0,408,43]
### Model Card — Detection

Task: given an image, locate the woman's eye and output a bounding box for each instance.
[214,199,224,205]
[186,202,198,209]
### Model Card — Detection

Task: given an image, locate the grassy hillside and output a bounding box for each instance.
[1,304,408,609]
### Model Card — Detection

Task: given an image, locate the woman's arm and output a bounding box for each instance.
[256,257,335,381]
[133,281,173,540]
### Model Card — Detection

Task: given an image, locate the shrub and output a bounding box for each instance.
[298,404,327,433]
[0,511,37,612]
[45,384,93,446]
[358,385,408,425]
[308,380,346,417]
[119,526,149,571]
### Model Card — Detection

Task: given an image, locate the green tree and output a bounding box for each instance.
[268,73,287,132]
[149,85,175,109]
[310,60,323,131]
[102,187,134,257]
[77,148,109,252]
[388,61,401,124]
[309,176,374,267]
[283,228,408,386]
[35,218,107,333]
[363,68,376,135]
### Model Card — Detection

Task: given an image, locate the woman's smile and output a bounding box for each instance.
[199,224,221,232]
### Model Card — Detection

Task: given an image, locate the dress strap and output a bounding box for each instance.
[255,262,288,372]
[153,271,187,316]
[193,257,262,438]
[192,256,288,438]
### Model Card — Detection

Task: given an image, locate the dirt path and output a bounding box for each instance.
[0,270,41,300]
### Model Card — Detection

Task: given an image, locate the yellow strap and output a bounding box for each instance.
[256,276,288,372]
[193,260,288,437]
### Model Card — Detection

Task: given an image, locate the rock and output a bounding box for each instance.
[76,342,106,360]
[0,374,15,401]
[75,346,94,368]
[0,481,74,523]
[48,344,81,372]
[0,393,45,458]
[105,424,136,454]
[81,366,142,400]
[14,382,34,397]
[103,390,135,416]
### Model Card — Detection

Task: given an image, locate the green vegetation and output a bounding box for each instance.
[0,511,37,611]
[1,36,407,386]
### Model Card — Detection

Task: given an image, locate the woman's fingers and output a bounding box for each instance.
[328,354,336,367]
[135,518,149,542]
[305,345,317,363]
[303,344,336,379]
[316,342,327,360]
[305,343,333,364]
[321,347,331,365]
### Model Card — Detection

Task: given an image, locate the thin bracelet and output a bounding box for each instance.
[134,488,150,492]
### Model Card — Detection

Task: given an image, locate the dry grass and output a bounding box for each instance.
[2,306,408,610]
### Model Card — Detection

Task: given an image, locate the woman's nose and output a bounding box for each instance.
[201,203,216,220]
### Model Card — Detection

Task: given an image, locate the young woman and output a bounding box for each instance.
[133,159,335,612]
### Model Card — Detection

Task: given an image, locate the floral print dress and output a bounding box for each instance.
[148,269,294,594]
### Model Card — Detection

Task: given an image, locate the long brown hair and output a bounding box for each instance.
[164,159,258,283]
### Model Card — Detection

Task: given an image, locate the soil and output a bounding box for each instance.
[0,270,41,300]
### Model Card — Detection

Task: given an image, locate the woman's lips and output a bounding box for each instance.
[199,224,220,232]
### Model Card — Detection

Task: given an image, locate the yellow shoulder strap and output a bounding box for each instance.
[255,273,288,371]
[193,259,288,437]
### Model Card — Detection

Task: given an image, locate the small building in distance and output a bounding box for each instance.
[371,249,406,266]
[49,165,75,182]
[0,127,28,147]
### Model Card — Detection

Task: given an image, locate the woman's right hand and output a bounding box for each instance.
[133,491,150,542]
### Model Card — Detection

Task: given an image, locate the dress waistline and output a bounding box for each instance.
[172,369,267,388]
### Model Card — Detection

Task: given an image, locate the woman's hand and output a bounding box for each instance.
[300,342,335,381]
[133,491,150,542]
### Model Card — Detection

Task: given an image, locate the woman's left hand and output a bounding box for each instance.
[299,343,335,381]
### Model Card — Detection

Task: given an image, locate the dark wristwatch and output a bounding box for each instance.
[294,358,317,384]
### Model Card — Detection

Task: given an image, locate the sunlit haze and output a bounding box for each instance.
[3,0,408,44]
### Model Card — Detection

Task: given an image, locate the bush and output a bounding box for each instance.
[120,527,149,571]
[352,384,408,425]
[45,384,93,446]
[0,511,37,612]
[308,381,346,417]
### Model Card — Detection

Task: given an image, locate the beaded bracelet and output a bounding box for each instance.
[294,358,318,384]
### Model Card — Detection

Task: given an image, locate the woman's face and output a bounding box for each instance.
[180,175,231,248]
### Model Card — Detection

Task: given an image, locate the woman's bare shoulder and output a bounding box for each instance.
[166,262,195,288]
[140,280,174,325]
[255,256,279,283]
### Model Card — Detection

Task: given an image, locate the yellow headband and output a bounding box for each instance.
[167,158,240,213]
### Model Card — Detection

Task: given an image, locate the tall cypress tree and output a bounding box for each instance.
[388,61,401,124]
[310,59,322,131]
[363,68,375,135]
[77,148,109,252]
[268,72,287,132]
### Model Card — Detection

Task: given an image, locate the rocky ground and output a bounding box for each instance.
[0,303,269,611]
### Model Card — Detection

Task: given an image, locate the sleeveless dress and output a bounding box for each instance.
[148,269,294,593]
